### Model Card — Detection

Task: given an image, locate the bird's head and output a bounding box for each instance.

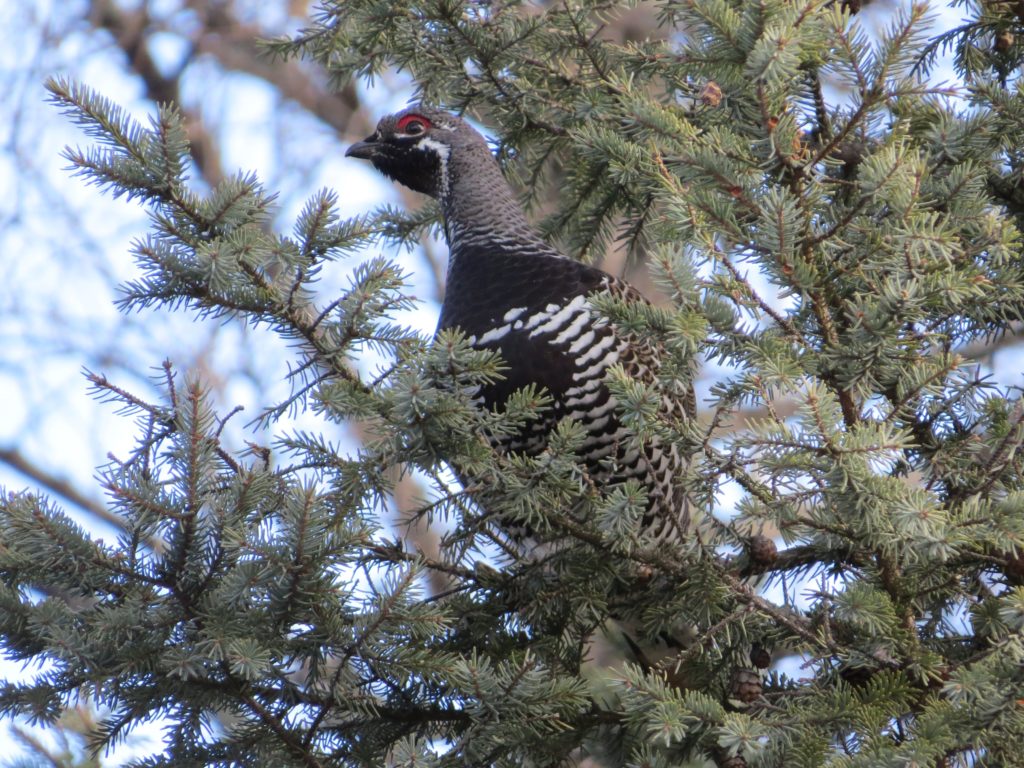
[345,105,484,199]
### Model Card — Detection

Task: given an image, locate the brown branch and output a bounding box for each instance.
[807,286,860,427]
[0,446,125,531]
[185,0,361,134]
[89,0,225,186]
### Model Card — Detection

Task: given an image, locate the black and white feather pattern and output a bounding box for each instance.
[347,105,693,544]
[440,234,690,543]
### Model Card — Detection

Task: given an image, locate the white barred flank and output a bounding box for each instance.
[356,106,692,544]
[465,277,689,540]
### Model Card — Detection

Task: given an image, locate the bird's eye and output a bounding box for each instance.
[397,114,431,135]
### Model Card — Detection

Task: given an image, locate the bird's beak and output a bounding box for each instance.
[345,135,378,160]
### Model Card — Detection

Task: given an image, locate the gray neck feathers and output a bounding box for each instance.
[439,135,553,257]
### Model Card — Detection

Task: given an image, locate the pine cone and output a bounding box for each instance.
[748,535,778,567]
[700,81,723,107]
[713,750,748,768]
[1004,550,1024,584]
[750,643,772,669]
[730,667,763,704]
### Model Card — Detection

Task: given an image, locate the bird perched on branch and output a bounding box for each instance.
[346,105,693,545]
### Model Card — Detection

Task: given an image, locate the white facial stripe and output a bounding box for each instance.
[417,136,450,155]
[417,136,451,196]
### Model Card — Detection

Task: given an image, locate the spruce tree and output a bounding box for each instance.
[3,0,1024,765]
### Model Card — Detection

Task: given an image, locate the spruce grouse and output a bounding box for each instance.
[346,105,693,543]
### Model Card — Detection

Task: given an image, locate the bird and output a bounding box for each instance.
[345,105,693,547]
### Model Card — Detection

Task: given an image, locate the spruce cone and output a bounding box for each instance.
[730,666,763,704]
[748,535,778,567]
[750,643,772,669]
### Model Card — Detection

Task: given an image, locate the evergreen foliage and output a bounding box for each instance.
[3,0,1024,764]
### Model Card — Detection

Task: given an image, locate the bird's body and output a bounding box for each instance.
[347,106,691,543]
